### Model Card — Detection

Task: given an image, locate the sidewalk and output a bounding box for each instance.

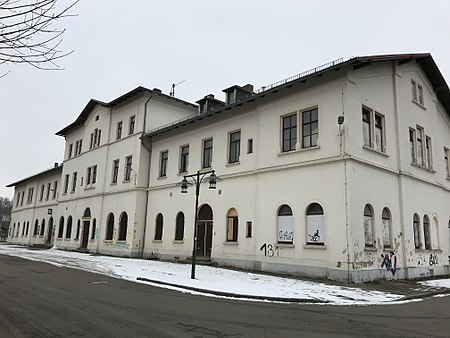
[1,244,449,305]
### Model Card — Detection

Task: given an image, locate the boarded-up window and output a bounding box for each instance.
[105,213,114,240]
[154,213,163,241]
[226,208,238,242]
[362,108,371,147]
[306,203,324,245]
[363,204,374,247]
[277,205,293,243]
[413,214,421,249]
[65,216,72,239]
[175,212,184,241]
[423,215,431,250]
[382,208,391,248]
[118,212,128,241]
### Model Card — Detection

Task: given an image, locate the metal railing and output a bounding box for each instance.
[147,57,344,136]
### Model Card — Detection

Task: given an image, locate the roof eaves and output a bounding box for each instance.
[6,165,63,188]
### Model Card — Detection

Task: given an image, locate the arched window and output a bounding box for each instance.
[226,208,238,242]
[26,221,29,236]
[34,219,39,236]
[58,217,64,238]
[22,221,26,236]
[65,216,72,239]
[105,213,114,240]
[91,218,96,240]
[306,203,324,245]
[175,212,184,241]
[118,212,128,241]
[40,218,46,236]
[277,204,293,244]
[16,222,20,236]
[75,220,81,240]
[423,215,431,250]
[413,213,421,249]
[382,208,392,248]
[363,204,374,247]
[154,213,163,240]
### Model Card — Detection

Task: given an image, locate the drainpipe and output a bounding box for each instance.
[392,62,409,279]
[143,92,153,134]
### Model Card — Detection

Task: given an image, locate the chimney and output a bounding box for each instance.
[242,84,254,93]
[54,162,59,168]
[152,88,162,93]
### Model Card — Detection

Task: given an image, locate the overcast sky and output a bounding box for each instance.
[1,0,450,198]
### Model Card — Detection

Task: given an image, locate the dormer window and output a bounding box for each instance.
[411,80,424,106]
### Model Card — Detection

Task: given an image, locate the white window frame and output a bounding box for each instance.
[362,106,386,153]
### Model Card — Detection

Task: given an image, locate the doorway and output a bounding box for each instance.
[80,208,91,249]
[45,217,54,246]
[197,204,213,257]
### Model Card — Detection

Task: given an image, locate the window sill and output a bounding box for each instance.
[117,240,127,243]
[110,182,118,186]
[173,240,184,244]
[152,239,162,243]
[177,172,188,177]
[84,186,95,191]
[103,240,113,243]
[304,244,327,250]
[226,161,240,167]
[56,238,62,241]
[415,248,442,253]
[410,162,435,173]
[364,246,378,252]
[122,180,131,184]
[278,145,320,156]
[224,241,238,245]
[412,99,426,110]
[362,145,388,157]
[157,176,167,180]
[276,243,294,248]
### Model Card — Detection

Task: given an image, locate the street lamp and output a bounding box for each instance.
[177,170,219,279]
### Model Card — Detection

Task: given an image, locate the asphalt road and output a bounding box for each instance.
[0,254,449,338]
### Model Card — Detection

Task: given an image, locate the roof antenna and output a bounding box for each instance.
[170,79,186,97]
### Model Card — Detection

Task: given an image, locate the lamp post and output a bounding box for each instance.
[178,170,218,279]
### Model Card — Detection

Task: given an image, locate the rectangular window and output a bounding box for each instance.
[74,141,79,156]
[445,148,450,178]
[202,138,213,168]
[282,114,297,152]
[362,106,385,152]
[20,192,24,206]
[117,121,123,140]
[124,156,132,182]
[409,128,416,163]
[96,129,101,146]
[52,181,58,199]
[92,165,97,184]
[425,136,432,169]
[418,84,424,105]
[27,188,34,203]
[39,185,45,201]
[71,172,77,192]
[89,133,94,149]
[112,159,119,183]
[179,145,189,173]
[159,150,168,177]
[302,108,318,148]
[68,144,73,158]
[416,126,424,165]
[129,115,135,135]
[228,131,241,163]
[63,174,69,194]
[247,139,253,154]
[411,80,417,102]
[86,167,92,185]
[46,183,51,200]
[362,107,371,147]
[246,221,252,238]
[78,140,82,155]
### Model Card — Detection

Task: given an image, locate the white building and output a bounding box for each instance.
[7,53,450,282]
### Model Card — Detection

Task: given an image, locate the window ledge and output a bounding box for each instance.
[410,162,435,173]
[364,246,378,252]
[362,145,389,157]
[157,176,167,180]
[152,239,162,243]
[412,99,426,110]
[122,180,131,184]
[276,243,294,248]
[415,248,442,253]
[278,145,320,156]
[226,161,240,167]
[177,172,187,177]
[110,182,118,186]
[304,244,327,250]
[84,186,95,191]
[103,240,113,243]
[173,240,184,244]
[224,241,238,245]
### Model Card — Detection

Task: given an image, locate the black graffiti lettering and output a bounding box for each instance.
[429,254,438,266]
[259,243,280,257]
[308,229,320,242]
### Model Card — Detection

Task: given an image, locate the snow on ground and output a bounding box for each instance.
[0,245,445,305]
[420,279,450,289]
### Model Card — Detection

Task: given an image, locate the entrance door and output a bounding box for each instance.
[197,204,213,258]
[81,221,89,249]
[45,217,54,246]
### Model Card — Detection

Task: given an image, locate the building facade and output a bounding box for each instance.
[7,54,450,282]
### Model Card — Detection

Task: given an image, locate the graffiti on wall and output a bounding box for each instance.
[307,229,321,243]
[381,252,397,276]
[260,243,280,257]
[429,254,438,266]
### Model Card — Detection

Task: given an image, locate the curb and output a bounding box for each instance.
[136,277,327,303]
[398,288,450,301]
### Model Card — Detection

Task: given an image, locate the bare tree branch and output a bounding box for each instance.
[0,0,78,72]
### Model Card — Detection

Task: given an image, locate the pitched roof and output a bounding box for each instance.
[6,164,62,188]
[143,53,450,138]
[56,86,197,136]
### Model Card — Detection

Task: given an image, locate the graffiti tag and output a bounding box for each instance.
[260,243,280,257]
[381,252,397,276]
[278,231,293,242]
[308,229,320,242]
[429,254,438,266]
